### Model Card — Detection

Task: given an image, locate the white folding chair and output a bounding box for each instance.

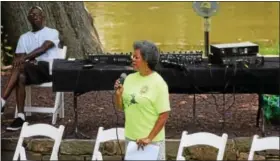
[248,135,280,160]
[13,122,65,161]
[176,131,228,160]
[15,46,67,125]
[92,127,125,161]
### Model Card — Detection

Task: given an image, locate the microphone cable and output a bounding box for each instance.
[111,88,124,160]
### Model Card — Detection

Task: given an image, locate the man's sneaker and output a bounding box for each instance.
[6,117,25,131]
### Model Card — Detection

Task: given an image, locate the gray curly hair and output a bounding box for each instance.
[133,40,160,70]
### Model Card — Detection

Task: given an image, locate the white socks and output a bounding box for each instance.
[1,98,6,109]
[17,113,25,121]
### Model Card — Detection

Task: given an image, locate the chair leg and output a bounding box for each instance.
[52,114,58,125]
[52,92,61,125]
[15,85,65,124]
[25,86,32,116]
[59,93,65,118]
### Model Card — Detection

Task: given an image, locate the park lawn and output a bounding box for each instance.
[259,42,279,56]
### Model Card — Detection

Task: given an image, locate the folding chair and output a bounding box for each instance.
[176,131,228,160]
[248,135,279,160]
[92,127,125,160]
[15,46,67,124]
[13,122,65,160]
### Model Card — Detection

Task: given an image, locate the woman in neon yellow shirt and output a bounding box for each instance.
[114,40,171,160]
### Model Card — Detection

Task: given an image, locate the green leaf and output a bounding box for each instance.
[4,46,12,50]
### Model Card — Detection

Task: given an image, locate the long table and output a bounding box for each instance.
[53,58,279,94]
[52,57,279,137]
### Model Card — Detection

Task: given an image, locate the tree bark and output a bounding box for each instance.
[1,1,103,58]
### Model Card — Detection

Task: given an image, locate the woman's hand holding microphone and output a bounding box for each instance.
[114,73,127,96]
[114,73,127,110]
[114,78,124,97]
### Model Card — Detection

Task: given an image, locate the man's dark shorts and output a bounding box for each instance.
[24,61,52,85]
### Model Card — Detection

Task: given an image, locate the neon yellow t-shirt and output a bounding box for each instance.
[122,71,171,142]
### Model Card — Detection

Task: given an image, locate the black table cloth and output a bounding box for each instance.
[51,57,279,138]
[52,57,279,95]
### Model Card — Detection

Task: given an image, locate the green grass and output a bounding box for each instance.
[260,48,279,55]
[259,42,279,56]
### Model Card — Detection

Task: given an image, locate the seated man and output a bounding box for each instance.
[1,6,61,131]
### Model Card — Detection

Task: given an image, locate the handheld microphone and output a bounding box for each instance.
[119,73,127,85]
[114,73,127,90]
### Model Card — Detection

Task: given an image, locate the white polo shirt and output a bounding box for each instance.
[15,26,61,73]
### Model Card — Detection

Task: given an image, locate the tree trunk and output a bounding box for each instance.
[1,1,103,58]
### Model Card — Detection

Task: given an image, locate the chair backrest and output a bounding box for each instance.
[248,135,279,160]
[176,131,228,160]
[92,127,125,160]
[13,122,65,161]
[60,46,67,59]
[49,46,67,75]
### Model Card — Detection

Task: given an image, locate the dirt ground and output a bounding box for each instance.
[1,77,279,139]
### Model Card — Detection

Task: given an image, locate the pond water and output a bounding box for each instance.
[86,2,279,55]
